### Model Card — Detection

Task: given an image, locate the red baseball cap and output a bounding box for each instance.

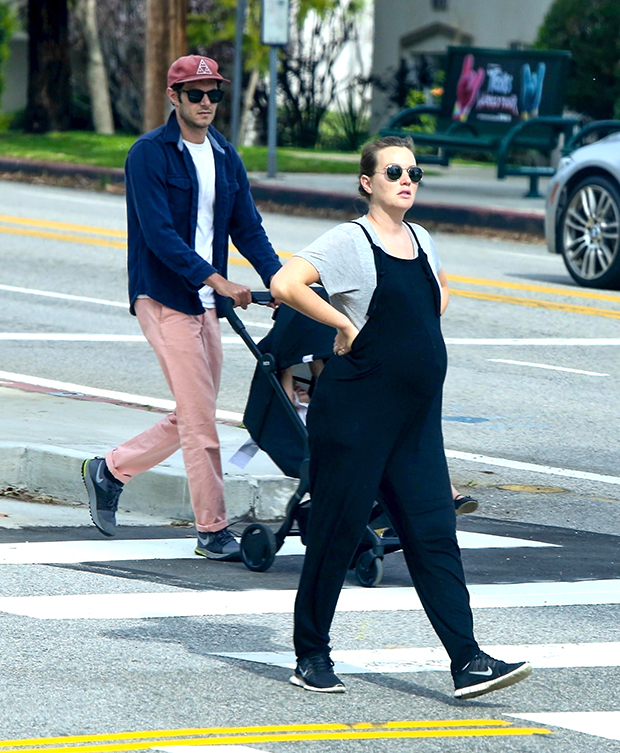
[167,55,229,88]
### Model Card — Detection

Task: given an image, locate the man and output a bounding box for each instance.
[81,55,281,560]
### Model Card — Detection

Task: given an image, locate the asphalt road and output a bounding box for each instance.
[0,180,619,751]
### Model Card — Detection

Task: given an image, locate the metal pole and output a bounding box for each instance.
[267,45,278,178]
[230,0,247,148]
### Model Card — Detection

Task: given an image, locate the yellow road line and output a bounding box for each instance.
[451,288,620,319]
[0,725,550,752]
[448,273,620,303]
[0,719,512,746]
[0,215,127,238]
[0,225,126,248]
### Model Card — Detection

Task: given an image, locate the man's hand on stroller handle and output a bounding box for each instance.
[205,273,252,309]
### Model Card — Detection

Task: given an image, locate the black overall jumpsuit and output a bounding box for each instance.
[294,222,480,676]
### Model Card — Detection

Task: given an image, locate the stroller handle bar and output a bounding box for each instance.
[222,291,274,358]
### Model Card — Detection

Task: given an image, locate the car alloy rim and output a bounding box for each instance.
[563,184,620,280]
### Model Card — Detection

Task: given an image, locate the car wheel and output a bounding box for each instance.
[558,175,620,289]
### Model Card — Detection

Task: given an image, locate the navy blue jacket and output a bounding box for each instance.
[125,112,281,316]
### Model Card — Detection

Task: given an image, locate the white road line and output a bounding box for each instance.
[0,370,245,421]
[0,369,617,484]
[509,712,620,742]
[445,449,620,486]
[488,358,609,377]
[0,283,271,328]
[0,531,557,565]
[0,333,243,344]
[216,641,620,675]
[0,283,127,307]
[445,338,620,345]
[0,580,618,619]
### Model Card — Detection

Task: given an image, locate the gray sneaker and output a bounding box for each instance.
[195,527,241,561]
[81,457,124,537]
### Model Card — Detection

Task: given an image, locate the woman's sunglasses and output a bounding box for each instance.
[181,88,225,104]
[377,164,424,183]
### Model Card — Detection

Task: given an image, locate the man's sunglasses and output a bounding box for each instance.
[181,88,225,104]
[377,164,424,183]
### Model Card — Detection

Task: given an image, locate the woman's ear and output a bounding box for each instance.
[360,174,372,195]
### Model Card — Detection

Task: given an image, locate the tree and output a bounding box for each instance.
[278,0,364,148]
[95,0,146,133]
[0,2,15,108]
[25,0,72,133]
[187,0,365,147]
[187,0,268,143]
[74,0,114,134]
[143,0,188,131]
[535,0,620,120]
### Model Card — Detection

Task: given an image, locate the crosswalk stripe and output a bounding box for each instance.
[509,712,620,742]
[215,642,620,674]
[0,531,558,565]
[0,580,618,620]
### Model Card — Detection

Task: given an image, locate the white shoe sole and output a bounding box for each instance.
[454,662,532,699]
[289,674,346,693]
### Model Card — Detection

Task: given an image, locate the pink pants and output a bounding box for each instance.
[106,298,227,532]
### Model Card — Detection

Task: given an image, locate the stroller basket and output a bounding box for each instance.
[223,292,401,586]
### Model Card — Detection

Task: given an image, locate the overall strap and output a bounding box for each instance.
[404,221,441,317]
[348,220,385,318]
[349,220,385,277]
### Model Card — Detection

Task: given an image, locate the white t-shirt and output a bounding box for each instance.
[183,137,216,308]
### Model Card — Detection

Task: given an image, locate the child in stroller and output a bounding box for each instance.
[225,291,400,586]
[225,292,477,584]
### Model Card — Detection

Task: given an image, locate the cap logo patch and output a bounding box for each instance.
[196,59,213,75]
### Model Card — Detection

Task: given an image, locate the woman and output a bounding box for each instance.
[270,136,531,699]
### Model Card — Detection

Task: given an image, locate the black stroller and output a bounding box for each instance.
[224,292,401,587]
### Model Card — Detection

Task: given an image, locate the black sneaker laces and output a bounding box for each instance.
[306,653,335,672]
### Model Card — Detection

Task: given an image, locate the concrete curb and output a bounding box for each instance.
[0,156,125,183]
[0,443,297,523]
[0,157,544,236]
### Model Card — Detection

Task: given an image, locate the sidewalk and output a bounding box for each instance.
[248,163,547,236]
[0,384,297,527]
[0,156,548,235]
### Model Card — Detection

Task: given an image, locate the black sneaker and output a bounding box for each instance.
[453,651,532,699]
[290,652,346,693]
[195,527,241,561]
[81,457,124,537]
[454,494,479,516]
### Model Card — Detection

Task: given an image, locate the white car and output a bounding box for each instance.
[545,132,620,289]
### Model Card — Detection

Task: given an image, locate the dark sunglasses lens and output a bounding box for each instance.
[185,89,224,103]
[208,89,224,103]
[408,166,424,183]
[385,164,403,181]
[185,89,206,103]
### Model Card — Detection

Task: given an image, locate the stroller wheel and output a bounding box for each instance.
[355,550,384,588]
[240,523,278,572]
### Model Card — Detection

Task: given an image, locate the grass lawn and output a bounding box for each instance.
[0,131,360,173]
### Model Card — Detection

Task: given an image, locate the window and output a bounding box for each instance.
[432,0,448,10]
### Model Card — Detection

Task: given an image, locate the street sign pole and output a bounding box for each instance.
[261,0,290,178]
[267,45,278,178]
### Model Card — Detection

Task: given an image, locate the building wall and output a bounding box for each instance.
[371,0,554,130]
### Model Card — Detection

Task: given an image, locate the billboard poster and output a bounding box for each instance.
[442,47,570,125]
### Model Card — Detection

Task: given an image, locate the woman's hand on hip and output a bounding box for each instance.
[333,323,359,356]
